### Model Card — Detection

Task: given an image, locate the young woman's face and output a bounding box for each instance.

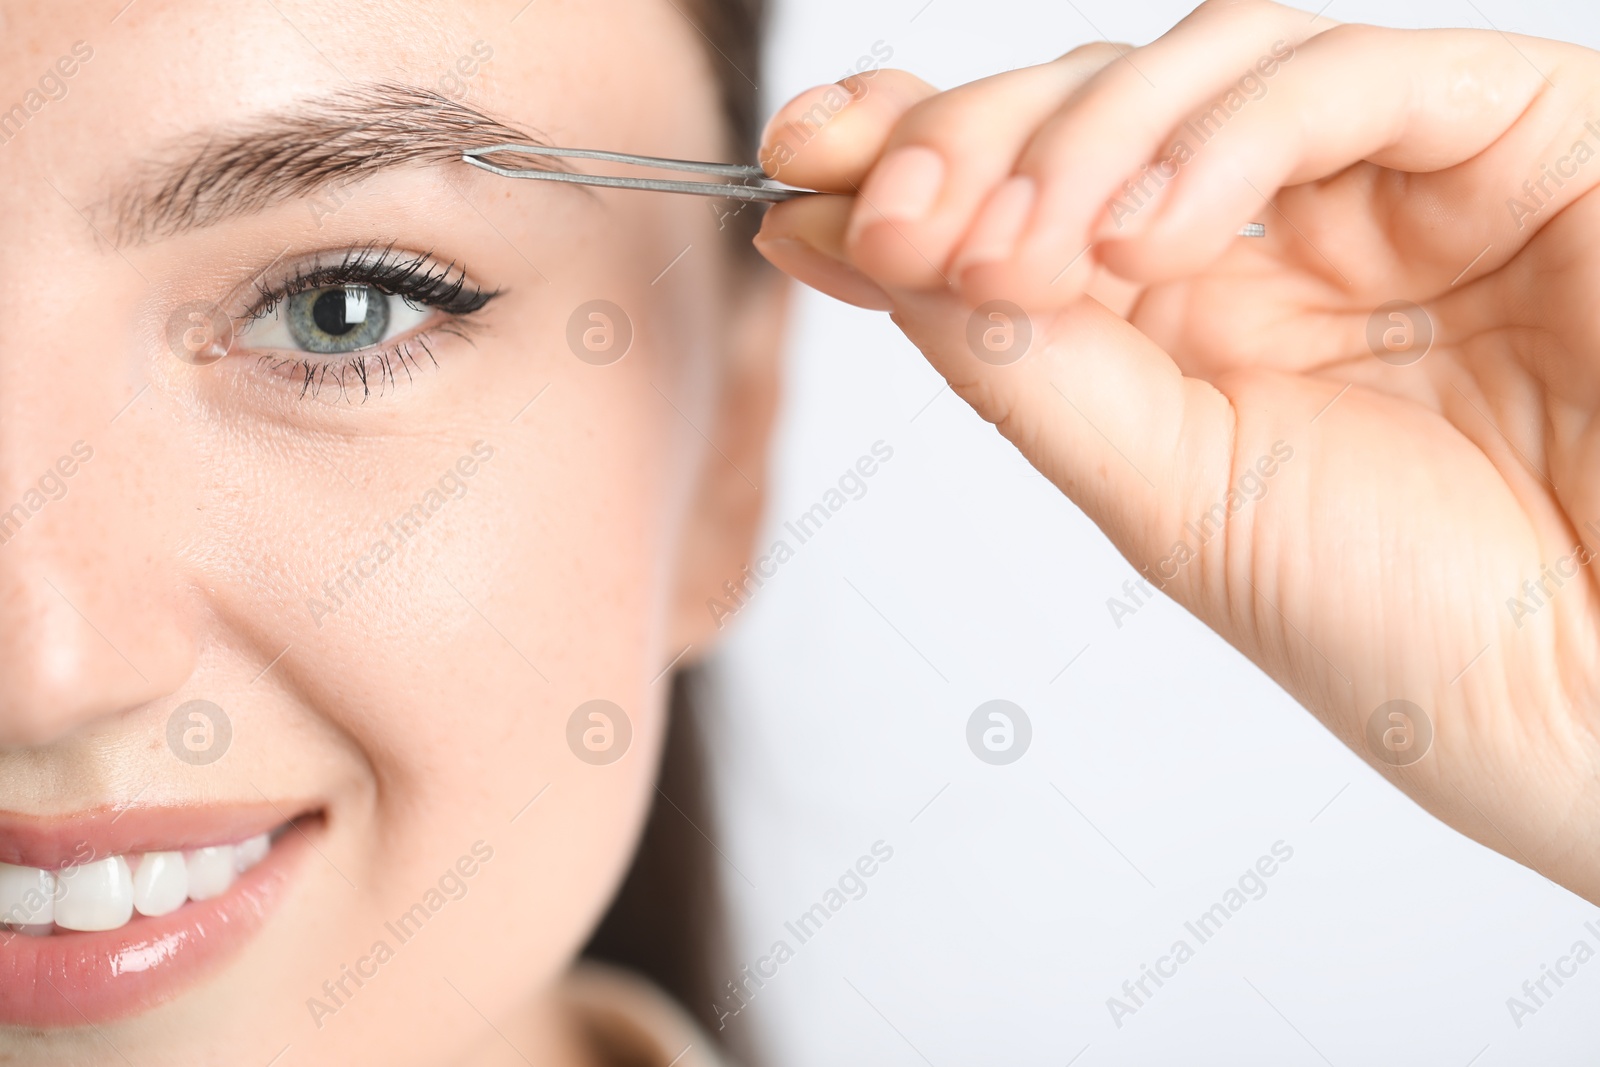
[0,1,781,1062]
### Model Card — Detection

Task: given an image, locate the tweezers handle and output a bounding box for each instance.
[462,143,810,203]
[460,143,1268,235]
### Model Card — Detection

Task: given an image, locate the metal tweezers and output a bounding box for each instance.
[461,143,1268,236]
[463,143,806,202]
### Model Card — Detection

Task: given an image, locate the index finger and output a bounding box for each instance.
[760,70,939,192]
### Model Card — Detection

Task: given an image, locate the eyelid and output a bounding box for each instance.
[228,243,497,325]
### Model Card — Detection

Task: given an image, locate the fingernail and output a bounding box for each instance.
[758,113,789,157]
[760,82,857,173]
[848,145,946,246]
[952,175,1036,283]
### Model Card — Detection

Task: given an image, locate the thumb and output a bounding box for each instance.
[753,71,940,309]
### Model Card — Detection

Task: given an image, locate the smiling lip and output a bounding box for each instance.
[0,805,320,1028]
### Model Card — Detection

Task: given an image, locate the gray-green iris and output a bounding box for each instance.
[286,285,389,354]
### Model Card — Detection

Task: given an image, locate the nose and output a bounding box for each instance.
[0,191,199,746]
[0,438,198,748]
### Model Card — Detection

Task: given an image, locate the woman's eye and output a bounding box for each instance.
[237,285,433,355]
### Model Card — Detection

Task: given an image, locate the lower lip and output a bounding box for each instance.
[0,823,311,1029]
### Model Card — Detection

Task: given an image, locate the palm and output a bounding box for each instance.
[1119,163,1600,898]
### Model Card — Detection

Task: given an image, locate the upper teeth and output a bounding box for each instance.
[0,833,273,934]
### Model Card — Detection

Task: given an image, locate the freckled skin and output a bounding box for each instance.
[0,1,786,1064]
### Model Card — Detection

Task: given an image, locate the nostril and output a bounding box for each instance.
[0,702,86,750]
[0,654,114,748]
[0,665,169,749]
[0,595,177,750]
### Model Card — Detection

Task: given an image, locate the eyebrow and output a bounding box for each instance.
[109,83,563,245]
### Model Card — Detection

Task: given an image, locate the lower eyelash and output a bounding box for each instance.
[236,245,500,402]
[254,325,471,402]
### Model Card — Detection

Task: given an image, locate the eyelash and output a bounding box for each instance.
[243,243,500,402]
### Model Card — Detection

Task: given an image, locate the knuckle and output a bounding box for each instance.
[1054,41,1130,66]
[949,373,1015,434]
[1193,0,1273,20]
[1316,22,1375,50]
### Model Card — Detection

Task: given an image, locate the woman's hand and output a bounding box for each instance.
[756,0,1600,903]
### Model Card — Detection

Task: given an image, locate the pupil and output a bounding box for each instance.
[284,284,389,354]
[312,289,358,336]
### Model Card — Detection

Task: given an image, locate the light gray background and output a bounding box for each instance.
[703,2,1600,1065]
